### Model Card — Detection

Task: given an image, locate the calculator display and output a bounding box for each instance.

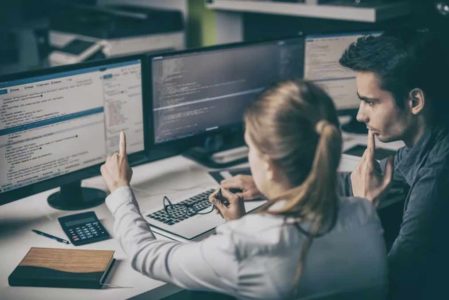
[64,217,97,227]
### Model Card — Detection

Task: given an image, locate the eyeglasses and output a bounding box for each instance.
[163,192,215,222]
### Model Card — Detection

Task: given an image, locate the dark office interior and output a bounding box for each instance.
[0,0,448,76]
[1,1,449,299]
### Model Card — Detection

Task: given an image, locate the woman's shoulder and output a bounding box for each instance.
[336,196,380,229]
[218,213,300,246]
[217,213,284,236]
[217,197,378,233]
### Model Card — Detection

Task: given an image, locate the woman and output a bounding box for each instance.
[101,81,387,299]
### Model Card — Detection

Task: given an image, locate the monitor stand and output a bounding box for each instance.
[184,145,248,169]
[341,115,368,134]
[47,181,106,210]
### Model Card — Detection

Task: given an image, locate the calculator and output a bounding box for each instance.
[58,211,111,246]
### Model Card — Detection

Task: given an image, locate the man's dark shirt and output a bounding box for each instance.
[338,126,449,299]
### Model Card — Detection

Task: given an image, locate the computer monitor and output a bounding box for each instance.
[148,37,304,167]
[0,56,148,209]
[304,31,383,133]
[304,32,364,114]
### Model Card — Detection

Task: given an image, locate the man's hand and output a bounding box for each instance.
[220,175,262,200]
[101,131,133,193]
[209,188,246,221]
[351,130,394,203]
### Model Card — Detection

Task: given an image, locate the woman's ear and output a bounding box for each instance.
[408,88,425,115]
[263,155,277,181]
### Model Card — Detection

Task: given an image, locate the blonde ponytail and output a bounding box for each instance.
[269,120,341,223]
[244,80,342,298]
[282,121,342,300]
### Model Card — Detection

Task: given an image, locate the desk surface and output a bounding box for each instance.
[0,133,403,300]
[0,155,217,300]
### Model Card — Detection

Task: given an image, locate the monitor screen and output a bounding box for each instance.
[150,38,304,144]
[0,57,146,204]
[304,32,364,113]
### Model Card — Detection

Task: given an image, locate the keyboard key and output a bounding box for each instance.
[148,189,215,225]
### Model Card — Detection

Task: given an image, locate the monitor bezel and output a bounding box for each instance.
[303,30,383,116]
[145,35,305,160]
[0,54,150,205]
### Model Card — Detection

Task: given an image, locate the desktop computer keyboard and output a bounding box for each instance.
[147,189,215,225]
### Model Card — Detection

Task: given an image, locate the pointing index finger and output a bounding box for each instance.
[366,130,376,160]
[119,131,127,157]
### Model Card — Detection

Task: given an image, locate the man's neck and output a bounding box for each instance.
[403,118,428,147]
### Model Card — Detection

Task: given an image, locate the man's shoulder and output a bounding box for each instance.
[394,127,449,172]
[424,127,449,169]
[433,127,449,153]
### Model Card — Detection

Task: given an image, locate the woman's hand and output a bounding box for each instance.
[220,175,262,200]
[101,131,133,193]
[209,188,246,221]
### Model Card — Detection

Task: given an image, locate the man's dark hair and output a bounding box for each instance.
[339,29,449,127]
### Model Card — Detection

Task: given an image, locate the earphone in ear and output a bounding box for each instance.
[410,89,421,107]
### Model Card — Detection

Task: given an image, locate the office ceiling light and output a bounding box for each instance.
[435,1,449,16]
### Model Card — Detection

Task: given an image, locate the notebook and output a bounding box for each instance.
[8,247,115,289]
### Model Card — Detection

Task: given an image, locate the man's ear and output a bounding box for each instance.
[408,88,425,115]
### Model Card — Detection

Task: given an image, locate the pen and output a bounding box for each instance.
[216,188,230,206]
[32,229,70,245]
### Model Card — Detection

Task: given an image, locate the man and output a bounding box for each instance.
[221,29,449,299]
